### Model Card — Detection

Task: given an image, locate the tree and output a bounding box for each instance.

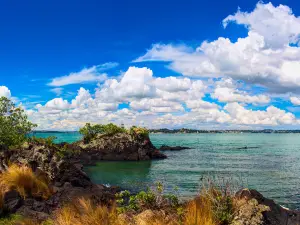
[79,123,127,143]
[0,97,36,148]
[79,123,104,143]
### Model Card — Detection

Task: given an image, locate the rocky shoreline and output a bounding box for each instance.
[1,134,300,224]
[0,133,166,221]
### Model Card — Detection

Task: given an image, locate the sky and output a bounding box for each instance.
[2,0,300,130]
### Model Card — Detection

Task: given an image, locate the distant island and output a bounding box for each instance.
[149,128,300,133]
[33,129,300,134]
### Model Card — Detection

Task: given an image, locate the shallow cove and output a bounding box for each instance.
[33,132,300,210]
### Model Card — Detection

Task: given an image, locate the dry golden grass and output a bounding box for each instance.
[184,196,216,225]
[54,198,122,225]
[52,196,218,225]
[0,164,51,199]
[16,218,40,225]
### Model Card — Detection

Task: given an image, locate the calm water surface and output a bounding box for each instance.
[33,132,300,209]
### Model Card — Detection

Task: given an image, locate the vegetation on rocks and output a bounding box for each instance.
[128,126,149,140]
[0,164,51,200]
[79,123,127,143]
[0,97,36,148]
[79,123,149,143]
[115,182,180,214]
[11,181,273,225]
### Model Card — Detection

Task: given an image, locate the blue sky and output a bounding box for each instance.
[2,0,300,130]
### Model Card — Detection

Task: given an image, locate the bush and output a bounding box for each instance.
[128,126,149,139]
[115,182,180,214]
[101,123,126,136]
[0,164,51,199]
[79,123,150,143]
[79,123,104,143]
[0,97,36,148]
[79,123,126,142]
[28,136,56,147]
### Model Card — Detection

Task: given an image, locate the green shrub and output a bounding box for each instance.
[128,126,149,139]
[101,123,126,136]
[0,214,23,225]
[115,182,180,213]
[200,179,235,225]
[79,123,104,143]
[79,123,126,142]
[28,136,56,147]
[0,97,36,148]
[55,143,80,159]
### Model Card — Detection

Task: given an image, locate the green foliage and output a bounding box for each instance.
[0,214,23,225]
[213,193,234,225]
[116,189,155,213]
[55,143,80,159]
[79,123,104,143]
[200,180,235,225]
[28,136,79,159]
[115,182,181,214]
[79,123,126,142]
[128,126,149,139]
[28,136,56,147]
[0,97,37,148]
[101,123,126,136]
[79,123,127,142]
[79,123,150,143]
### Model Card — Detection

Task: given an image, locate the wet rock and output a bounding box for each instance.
[159,145,191,151]
[236,146,259,150]
[150,150,167,159]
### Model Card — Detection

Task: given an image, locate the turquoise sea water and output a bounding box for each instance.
[33,132,300,209]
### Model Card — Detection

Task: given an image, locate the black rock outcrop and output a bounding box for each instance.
[159,145,192,151]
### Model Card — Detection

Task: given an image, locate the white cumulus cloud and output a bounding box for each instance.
[0,86,11,98]
[290,96,300,106]
[48,63,116,87]
[135,2,300,93]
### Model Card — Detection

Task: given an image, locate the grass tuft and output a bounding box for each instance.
[54,198,120,225]
[0,164,51,199]
[184,196,215,225]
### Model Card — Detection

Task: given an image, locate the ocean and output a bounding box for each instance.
[33,132,300,209]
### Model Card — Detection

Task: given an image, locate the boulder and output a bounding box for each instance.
[235,189,300,225]
[3,190,23,213]
[159,145,191,151]
[77,133,166,161]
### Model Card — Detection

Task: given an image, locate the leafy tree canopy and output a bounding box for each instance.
[79,123,149,143]
[0,97,37,148]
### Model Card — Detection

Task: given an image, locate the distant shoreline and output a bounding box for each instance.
[32,129,300,134]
